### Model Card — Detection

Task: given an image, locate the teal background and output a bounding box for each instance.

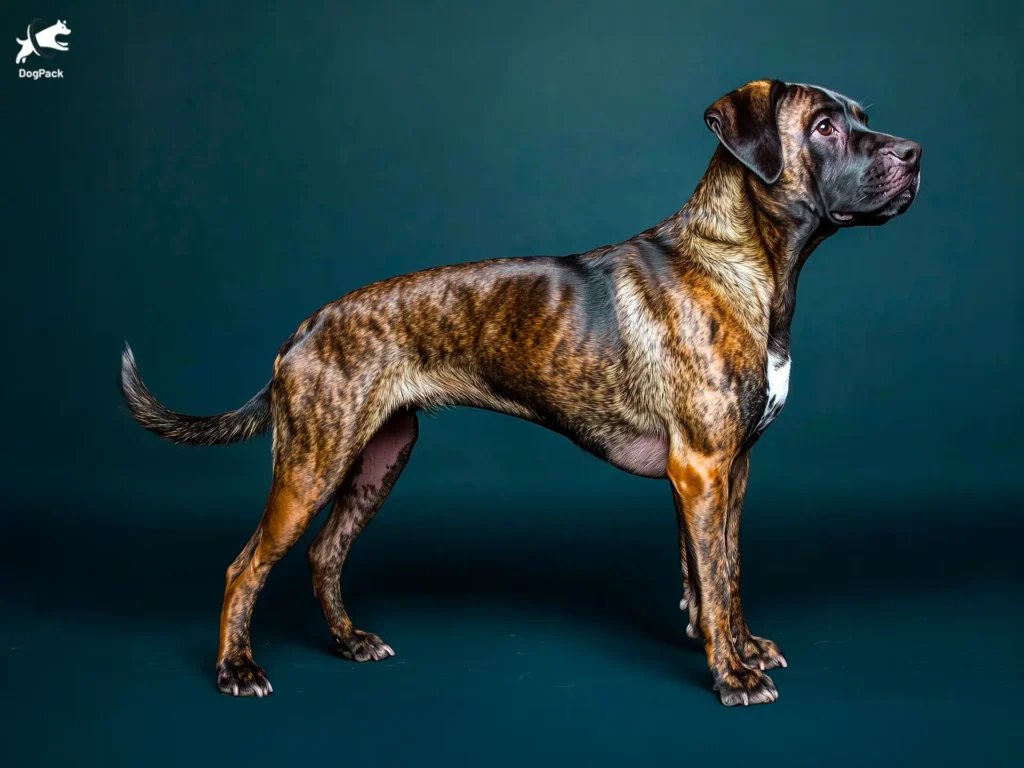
[2,0,1021,765]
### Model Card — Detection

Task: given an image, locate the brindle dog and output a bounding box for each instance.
[121,80,921,706]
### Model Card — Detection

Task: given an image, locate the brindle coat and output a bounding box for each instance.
[121,79,921,706]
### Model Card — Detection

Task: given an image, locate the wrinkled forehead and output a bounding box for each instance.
[784,83,870,129]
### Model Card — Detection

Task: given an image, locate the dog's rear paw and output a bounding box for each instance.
[737,634,787,670]
[216,658,273,698]
[334,629,395,662]
[713,666,778,706]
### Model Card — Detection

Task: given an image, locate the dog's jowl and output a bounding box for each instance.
[121,80,920,706]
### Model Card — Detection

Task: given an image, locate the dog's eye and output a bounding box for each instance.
[815,119,835,136]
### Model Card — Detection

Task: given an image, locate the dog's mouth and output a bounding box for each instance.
[829,174,920,226]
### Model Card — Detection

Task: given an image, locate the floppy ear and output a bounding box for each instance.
[704,80,788,184]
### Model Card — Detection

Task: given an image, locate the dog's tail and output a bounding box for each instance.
[120,343,272,446]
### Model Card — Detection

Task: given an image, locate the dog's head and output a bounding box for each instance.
[704,80,921,227]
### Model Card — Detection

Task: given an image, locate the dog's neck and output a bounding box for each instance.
[655,148,835,357]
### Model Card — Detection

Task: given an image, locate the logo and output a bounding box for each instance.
[16,18,69,78]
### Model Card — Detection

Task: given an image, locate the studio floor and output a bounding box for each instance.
[1,492,1019,766]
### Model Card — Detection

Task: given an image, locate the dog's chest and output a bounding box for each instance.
[755,351,791,432]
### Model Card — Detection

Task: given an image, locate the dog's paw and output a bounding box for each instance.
[216,658,273,698]
[713,666,778,707]
[334,629,395,662]
[736,634,787,671]
[679,596,701,639]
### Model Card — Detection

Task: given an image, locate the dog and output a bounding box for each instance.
[15,19,70,64]
[121,79,920,706]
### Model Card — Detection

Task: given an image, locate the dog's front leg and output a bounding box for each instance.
[725,452,787,670]
[673,494,700,638]
[668,447,778,706]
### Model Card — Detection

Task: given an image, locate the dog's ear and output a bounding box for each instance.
[704,80,788,184]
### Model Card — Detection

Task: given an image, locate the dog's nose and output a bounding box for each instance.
[885,139,921,167]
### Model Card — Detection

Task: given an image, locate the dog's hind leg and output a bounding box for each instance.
[215,393,364,696]
[307,408,419,661]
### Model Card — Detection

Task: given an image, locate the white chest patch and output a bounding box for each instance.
[756,351,791,432]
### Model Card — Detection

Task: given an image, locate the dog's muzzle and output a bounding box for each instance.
[830,140,922,225]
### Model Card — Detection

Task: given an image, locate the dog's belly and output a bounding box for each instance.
[598,433,670,478]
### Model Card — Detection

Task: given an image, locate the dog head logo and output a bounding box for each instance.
[15,19,71,65]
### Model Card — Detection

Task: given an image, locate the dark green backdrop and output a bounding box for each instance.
[2,0,1021,765]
